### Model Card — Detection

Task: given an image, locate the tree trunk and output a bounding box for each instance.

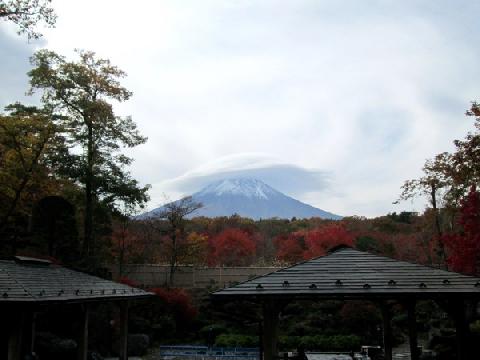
[169,231,177,287]
[431,183,448,267]
[431,183,442,237]
[83,123,94,258]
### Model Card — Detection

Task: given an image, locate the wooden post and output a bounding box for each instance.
[119,301,129,360]
[406,300,419,360]
[77,305,89,360]
[258,321,264,360]
[8,311,26,360]
[452,300,470,360]
[30,312,37,355]
[262,299,280,360]
[20,311,36,357]
[380,302,393,360]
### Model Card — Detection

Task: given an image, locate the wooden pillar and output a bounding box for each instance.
[258,321,264,360]
[380,302,393,360]
[21,311,37,357]
[31,312,37,355]
[77,305,89,360]
[406,300,419,360]
[119,301,129,360]
[262,300,280,360]
[452,300,470,360]
[8,311,26,360]
[0,310,7,360]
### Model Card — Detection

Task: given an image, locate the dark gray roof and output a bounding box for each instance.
[213,247,480,300]
[0,257,151,304]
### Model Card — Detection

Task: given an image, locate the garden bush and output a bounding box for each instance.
[215,334,259,347]
[278,334,361,351]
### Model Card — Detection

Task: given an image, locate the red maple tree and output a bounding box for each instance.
[275,232,306,264]
[443,186,480,275]
[208,228,256,266]
[303,223,354,259]
[275,224,355,264]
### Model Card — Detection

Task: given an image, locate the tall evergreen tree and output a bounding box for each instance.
[28,49,150,259]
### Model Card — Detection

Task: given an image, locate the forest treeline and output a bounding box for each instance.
[1,0,480,283]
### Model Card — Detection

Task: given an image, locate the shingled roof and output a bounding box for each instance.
[213,247,480,300]
[0,257,151,303]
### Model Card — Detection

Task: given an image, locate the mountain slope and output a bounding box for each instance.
[141,178,341,220]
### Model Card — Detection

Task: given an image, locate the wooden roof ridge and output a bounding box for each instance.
[323,246,478,277]
[0,259,153,304]
[212,246,480,299]
[327,247,480,279]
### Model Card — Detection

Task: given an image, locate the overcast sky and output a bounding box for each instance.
[1,0,479,217]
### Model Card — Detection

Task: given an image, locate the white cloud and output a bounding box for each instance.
[149,153,330,208]
[2,0,479,217]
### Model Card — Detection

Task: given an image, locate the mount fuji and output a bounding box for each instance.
[141,178,341,220]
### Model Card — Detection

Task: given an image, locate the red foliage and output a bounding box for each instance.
[275,232,305,264]
[208,228,256,266]
[149,287,197,323]
[274,224,354,263]
[111,226,142,262]
[390,233,430,264]
[443,186,480,275]
[303,224,354,259]
[352,228,435,265]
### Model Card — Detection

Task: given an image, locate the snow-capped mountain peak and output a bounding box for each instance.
[197,178,277,199]
[139,178,342,220]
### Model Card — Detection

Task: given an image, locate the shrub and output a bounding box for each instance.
[149,287,198,324]
[279,335,361,352]
[215,334,259,347]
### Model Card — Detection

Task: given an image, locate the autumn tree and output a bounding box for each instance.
[398,101,480,266]
[183,231,209,265]
[111,218,163,271]
[256,218,291,263]
[209,228,256,266]
[447,101,480,194]
[399,157,450,238]
[152,196,202,286]
[0,103,60,245]
[303,223,354,259]
[0,0,56,39]
[275,232,305,264]
[442,186,480,275]
[111,216,138,277]
[28,49,150,260]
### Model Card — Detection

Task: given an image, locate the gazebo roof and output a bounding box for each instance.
[213,247,480,300]
[0,256,151,304]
